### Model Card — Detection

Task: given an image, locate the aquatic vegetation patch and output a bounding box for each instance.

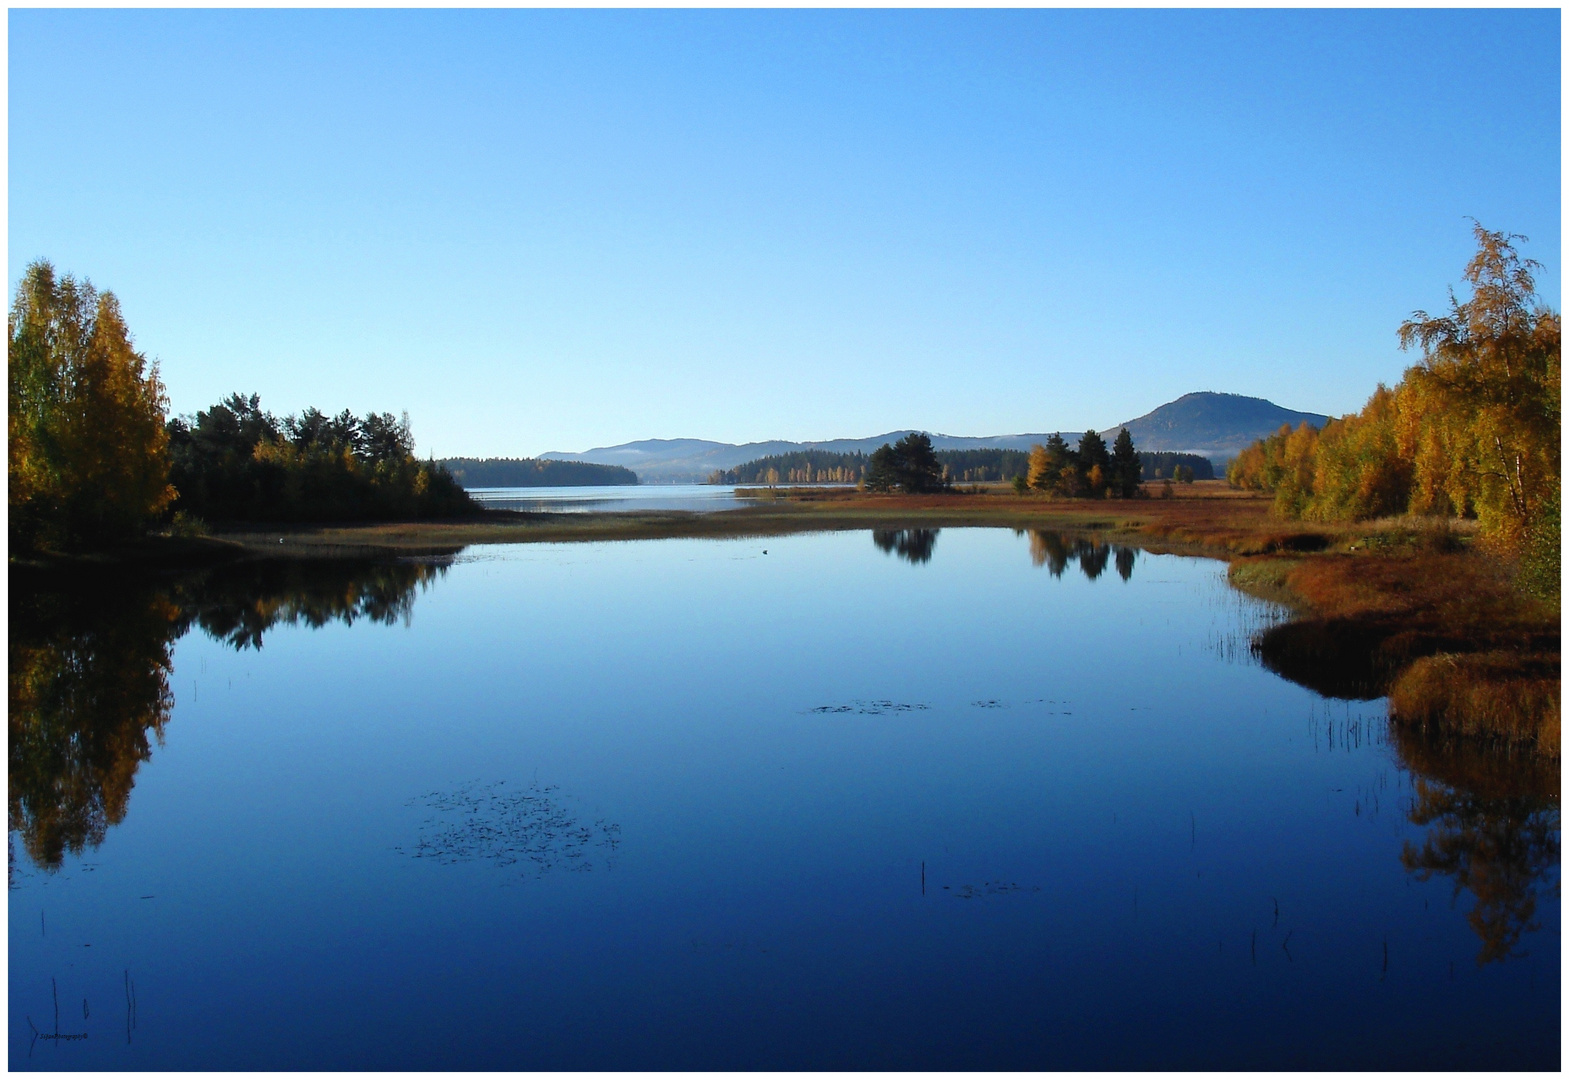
[398,780,620,875]
[809,700,931,715]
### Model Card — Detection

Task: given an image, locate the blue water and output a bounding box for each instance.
[8,529,1559,1069]
[466,483,758,513]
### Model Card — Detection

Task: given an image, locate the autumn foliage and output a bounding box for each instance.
[1227,225,1560,600]
[9,261,176,550]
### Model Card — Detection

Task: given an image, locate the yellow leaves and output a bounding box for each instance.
[9,263,174,549]
[1026,444,1051,489]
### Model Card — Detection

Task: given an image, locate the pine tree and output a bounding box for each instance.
[1030,433,1072,495]
[865,444,898,492]
[1110,427,1141,498]
[1078,430,1109,498]
[891,432,945,493]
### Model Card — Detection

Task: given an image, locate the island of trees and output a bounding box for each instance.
[1022,428,1144,498]
[439,457,637,487]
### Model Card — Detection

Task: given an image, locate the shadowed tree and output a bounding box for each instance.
[1078,430,1110,497]
[1110,428,1141,498]
[865,433,945,494]
[891,432,945,493]
[864,444,898,492]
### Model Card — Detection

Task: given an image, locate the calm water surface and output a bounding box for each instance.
[466,483,760,513]
[9,529,1559,1069]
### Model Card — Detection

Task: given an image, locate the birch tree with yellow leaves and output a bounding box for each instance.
[9,261,175,550]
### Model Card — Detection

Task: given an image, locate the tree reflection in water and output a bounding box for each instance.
[1391,724,1560,965]
[1022,530,1138,582]
[871,528,939,565]
[8,558,448,873]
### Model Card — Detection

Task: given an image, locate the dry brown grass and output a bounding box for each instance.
[1233,549,1559,757]
[1390,653,1560,759]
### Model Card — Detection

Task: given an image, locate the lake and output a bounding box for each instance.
[466,483,762,514]
[8,528,1559,1069]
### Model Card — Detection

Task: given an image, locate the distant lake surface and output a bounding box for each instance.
[9,529,1558,1069]
[467,483,757,513]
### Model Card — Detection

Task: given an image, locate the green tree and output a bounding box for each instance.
[1078,429,1109,498]
[1109,427,1141,497]
[890,431,946,493]
[864,444,898,492]
[8,261,175,550]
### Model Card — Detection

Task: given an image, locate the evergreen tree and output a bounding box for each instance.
[1110,427,1142,498]
[1078,429,1110,498]
[891,432,945,493]
[1030,433,1073,495]
[864,444,898,492]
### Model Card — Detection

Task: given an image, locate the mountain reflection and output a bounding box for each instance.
[8,558,446,872]
[1022,530,1138,581]
[1391,724,1560,965]
[872,528,938,564]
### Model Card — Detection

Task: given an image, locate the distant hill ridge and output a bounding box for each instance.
[1112,392,1331,461]
[539,392,1330,482]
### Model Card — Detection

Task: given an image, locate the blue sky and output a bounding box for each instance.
[9,9,1560,458]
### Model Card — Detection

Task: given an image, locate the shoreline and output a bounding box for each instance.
[12,481,1557,758]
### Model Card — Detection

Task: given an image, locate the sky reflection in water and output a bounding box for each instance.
[8,529,1559,1070]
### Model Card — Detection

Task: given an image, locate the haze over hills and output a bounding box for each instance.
[540,392,1332,483]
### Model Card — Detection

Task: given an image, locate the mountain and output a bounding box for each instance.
[540,432,1066,483]
[1108,392,1332,462]
[539,392,1331,481]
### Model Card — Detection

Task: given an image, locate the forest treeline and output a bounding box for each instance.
[166,394,474,523]
[1226,226,1559,600]
[8,259,475,549]
[713,445,1210,487]
[440,457,637,487]
[711,449,870,485]
[1141,452,1214,482]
